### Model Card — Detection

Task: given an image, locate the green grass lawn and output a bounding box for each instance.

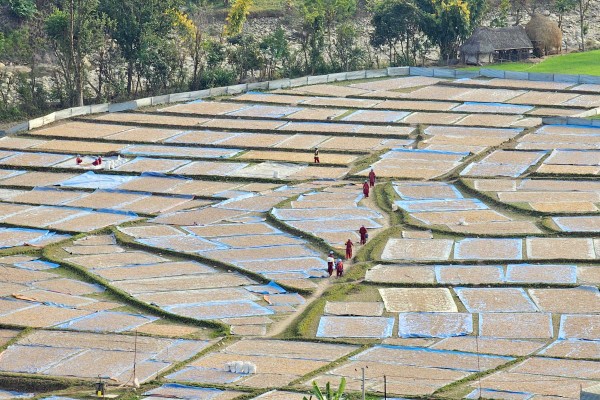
[464,49,600,75]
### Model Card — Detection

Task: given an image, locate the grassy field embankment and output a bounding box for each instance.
[464,49,600,75]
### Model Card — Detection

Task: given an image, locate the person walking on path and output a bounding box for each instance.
[369,168,376,187]
[362,180,370,197]
[314,147,320,163]
[345,239,354,259]
[359,225,368,245]
[335,258,344,277]
[327,251,335,277]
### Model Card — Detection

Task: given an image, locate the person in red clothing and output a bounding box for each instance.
[314,147,320,163]
[368,168,376,187]
[362,180,370,197]
[359,225,368,245]
[335,258,344,277]
[345,239,354,259]
[75,155,83,165]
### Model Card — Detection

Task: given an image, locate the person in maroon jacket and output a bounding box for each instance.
[345,239,354,259]
[368,168,376,187]
[359,225,368,245]
[362,180,370,197]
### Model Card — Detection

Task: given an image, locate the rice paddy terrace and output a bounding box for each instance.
[0,73,599,399]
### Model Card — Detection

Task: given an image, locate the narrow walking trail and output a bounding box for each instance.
[266,181,392,338]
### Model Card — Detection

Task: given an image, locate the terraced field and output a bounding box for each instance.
[0,73,599,399]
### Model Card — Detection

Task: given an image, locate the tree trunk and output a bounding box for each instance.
[69,0,76,106]
[192,30,201,90]
[75,0,84,107]
[127,62,133,94]
[97,49,104,102]
[579,0,585,51]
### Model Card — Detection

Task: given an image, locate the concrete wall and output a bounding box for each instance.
[5,66,599,135]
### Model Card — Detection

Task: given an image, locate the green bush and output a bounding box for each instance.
[199,67,237,88]
[6,0,37,19]
[15,72,50,116]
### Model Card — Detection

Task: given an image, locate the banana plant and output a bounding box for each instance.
[303,377,347,400]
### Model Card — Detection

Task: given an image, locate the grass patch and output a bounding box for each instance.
[348,149,388,177]
[374,182,400,223]
[0,246,42,258]
[278,282,358,339]
[354,183,401,263]
[279,279,396,341]
[334,109,357,121]
[0,374,77,394]
[0,327,30,354]
[434,356,525,399]
[461,50,600,76]
[354,226,402,263]
[343,261,372,282]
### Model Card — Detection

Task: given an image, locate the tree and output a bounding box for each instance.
[45,0,103,106]
[171,10,197,89]
[100,0,183,95]
[296,0,326,73]
[1,8,49,112]
[508,0,550,24]
[490,0,510,27]
[303,378,346,400]
[227,34,263,80]
[334,23,364,71]
[577,0,592,50]
[295,0,357,73]
[552,0,576,30]
[224,0,253,37]
[370,0,422,66]
[320,0,357,65]
[416,0,486,64]
[259,26,290,79]
[87,14,119,102]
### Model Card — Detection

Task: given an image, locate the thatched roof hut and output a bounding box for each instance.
[460,26,533,65]
[526,14,562,56]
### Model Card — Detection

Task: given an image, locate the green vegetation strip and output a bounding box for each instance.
[463,50,600,76]
[268,195,344,261]
[42,232,229,335]
[0,373,81,394]
[353,183,403,263]
[433,356,525,398]
[287,344,370,388]
[154,336,237,381]
[348,149,389,177]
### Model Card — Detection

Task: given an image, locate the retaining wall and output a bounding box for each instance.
[6,66,600,135]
